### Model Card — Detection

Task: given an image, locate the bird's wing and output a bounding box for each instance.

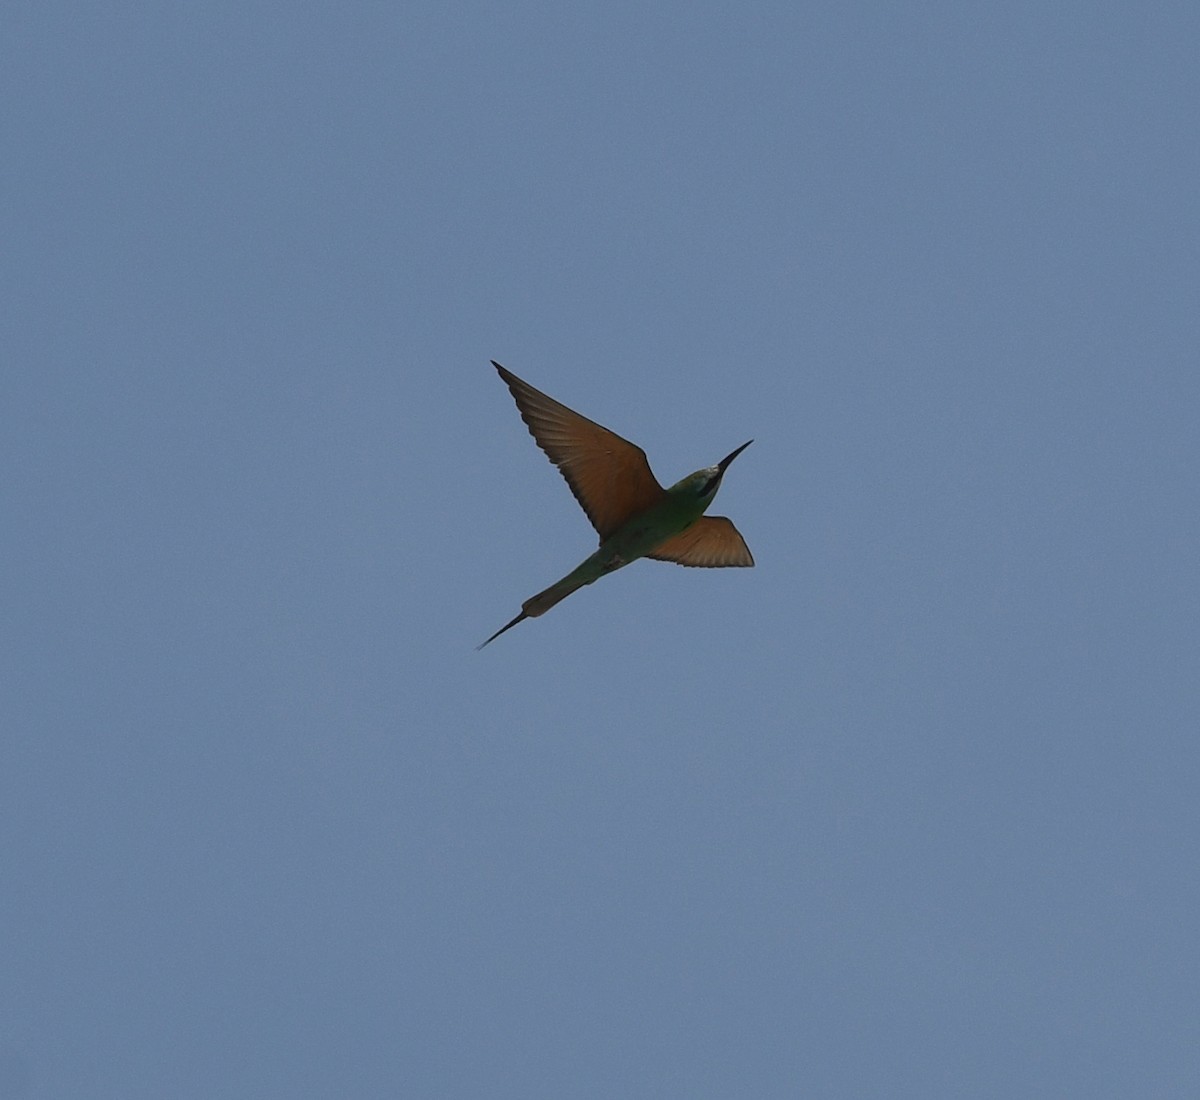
[493,362,666,540]
[648,517,754,568]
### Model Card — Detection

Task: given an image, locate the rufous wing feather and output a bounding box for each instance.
[648,516,754,568]
[493,362,666,540]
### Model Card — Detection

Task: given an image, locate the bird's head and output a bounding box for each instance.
[680,439,753,502]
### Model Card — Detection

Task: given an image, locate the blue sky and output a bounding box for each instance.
[4,2,1199,1097]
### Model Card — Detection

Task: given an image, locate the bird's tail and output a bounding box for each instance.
[522,575,588,618]
[477,573,590,649]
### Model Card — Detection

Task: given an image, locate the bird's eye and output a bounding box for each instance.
[698,475,719,497]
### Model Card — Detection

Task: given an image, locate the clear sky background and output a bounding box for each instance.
[4,3,1198,1097]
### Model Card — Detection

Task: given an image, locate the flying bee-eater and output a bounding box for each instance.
[479,360,754,648]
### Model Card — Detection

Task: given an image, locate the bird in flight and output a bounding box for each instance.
[480,361,754,647]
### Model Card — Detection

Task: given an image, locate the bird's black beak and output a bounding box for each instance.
[717,439,753,473]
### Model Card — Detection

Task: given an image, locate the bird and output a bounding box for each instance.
[479,361,754,647]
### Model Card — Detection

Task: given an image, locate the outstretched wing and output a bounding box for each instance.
[648,517,754,568]
[493,362,666,540]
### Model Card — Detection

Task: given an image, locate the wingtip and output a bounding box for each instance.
[492,360,521,387]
